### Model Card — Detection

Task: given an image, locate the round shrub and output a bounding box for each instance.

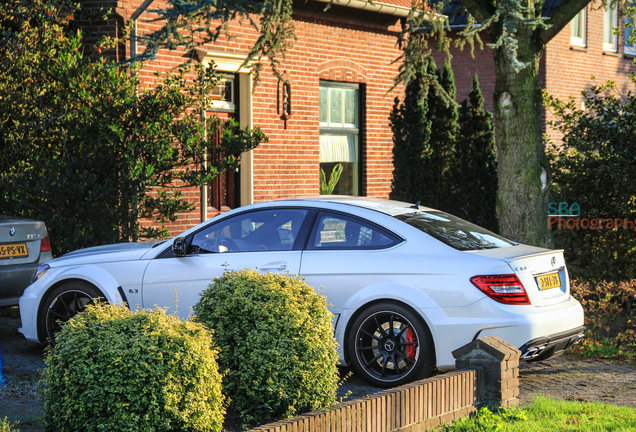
[194,269,339,425]
[41,304,225,432]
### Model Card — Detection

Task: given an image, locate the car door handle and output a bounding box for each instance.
[260,262,288,272]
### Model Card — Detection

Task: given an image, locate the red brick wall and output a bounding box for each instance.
[432,34,497,113]
[93,2,636,237]
[542,5,636,143]
[111,0,406,235]
[249,5,405,202]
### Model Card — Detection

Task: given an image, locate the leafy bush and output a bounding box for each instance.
[569,280,636,361]
[0,418,19,432]
[545,80,636,281]
[194,269,339,426]
[41,304,224,432]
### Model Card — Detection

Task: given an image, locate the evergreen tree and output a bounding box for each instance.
[454,74,498,232]
[389,61,434,205]
[426,58,459,212]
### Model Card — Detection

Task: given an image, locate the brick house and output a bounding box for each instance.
[94,0,635,235]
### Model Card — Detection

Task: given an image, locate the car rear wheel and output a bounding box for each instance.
[348,303,435,387]
[39,282,104,344]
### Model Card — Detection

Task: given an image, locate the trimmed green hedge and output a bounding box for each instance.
[42,304,224,432]
[194,269,339,425]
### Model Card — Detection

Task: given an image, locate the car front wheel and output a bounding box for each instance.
[39,282,104,344]
[348,303,435,387]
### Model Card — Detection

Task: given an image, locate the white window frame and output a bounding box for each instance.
[604,3,619,52]
[319,85,358,129]
[319,81,360,196]
[209,76,235,112]
[571,8,587,47]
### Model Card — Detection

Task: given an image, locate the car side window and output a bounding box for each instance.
[307,212,400,250]
[189,209,309,254]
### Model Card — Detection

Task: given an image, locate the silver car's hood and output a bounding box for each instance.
[51,241,165,266]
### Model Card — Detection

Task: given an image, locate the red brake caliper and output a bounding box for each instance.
[405,328,416,360]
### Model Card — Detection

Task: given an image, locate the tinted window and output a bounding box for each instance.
[190,209,308,253]
[308,212,400,250]
[394,211,514,251]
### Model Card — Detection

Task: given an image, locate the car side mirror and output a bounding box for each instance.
[172,237,187,257]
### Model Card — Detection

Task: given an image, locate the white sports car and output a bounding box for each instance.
[19,197,585,386]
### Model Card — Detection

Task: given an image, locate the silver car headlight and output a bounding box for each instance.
[31,263,50,284]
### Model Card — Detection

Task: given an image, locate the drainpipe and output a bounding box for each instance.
[201,110,208,222]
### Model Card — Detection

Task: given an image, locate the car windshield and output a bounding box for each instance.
[394,211,515,251]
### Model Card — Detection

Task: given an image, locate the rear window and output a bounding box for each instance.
[394,211,515,251]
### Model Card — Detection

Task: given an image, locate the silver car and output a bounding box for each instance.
[0,216,53,307]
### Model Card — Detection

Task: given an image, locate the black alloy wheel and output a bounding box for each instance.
[348,303,435,387]
[39,282,104,344]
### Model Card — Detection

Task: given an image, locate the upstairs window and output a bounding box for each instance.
[604,3,618,52]
[570,8,587,47]
[626,5,636,55]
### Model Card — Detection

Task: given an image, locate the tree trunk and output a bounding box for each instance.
[491,28,551,247]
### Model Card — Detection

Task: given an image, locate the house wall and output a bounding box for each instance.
[432,35,497,113]
[542,5,636,143]
[107,0,407,236]
[85,1,636,237]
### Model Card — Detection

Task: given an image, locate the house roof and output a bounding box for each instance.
[312,0,562,24]
[380,0,414,8]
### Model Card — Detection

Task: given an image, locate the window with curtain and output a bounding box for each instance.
[604,3,618,52]
[571,8,587,47]
[319,83,360,196]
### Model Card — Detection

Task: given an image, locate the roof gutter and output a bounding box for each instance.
[312,0,412,17]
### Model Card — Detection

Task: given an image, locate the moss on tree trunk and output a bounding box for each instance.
[492,29,551,247]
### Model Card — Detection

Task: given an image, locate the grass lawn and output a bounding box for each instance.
[443,396,636,431]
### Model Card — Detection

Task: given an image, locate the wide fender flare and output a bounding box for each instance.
[334,283,445,364]
[39,265,127,306]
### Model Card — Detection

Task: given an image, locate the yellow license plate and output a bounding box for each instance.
[0,243,28,258]
[537,272,561,290]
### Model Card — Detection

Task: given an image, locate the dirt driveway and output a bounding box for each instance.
[1,308,635,431]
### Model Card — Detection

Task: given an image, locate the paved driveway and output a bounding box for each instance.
[519,355,636,408]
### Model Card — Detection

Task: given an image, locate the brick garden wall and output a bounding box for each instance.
[250,336,521,432]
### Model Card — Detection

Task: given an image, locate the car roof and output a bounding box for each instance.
[274,196,437,217]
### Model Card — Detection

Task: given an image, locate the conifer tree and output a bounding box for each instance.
[426,58,459,212]
[389,61,434,205]
[454,74,498,232]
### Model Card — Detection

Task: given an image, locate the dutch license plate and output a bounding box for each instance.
[0,243,28,258]
[537,272,561,290]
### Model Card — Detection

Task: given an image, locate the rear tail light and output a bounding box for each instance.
[470,274,530,305]
[40,233,51,253]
